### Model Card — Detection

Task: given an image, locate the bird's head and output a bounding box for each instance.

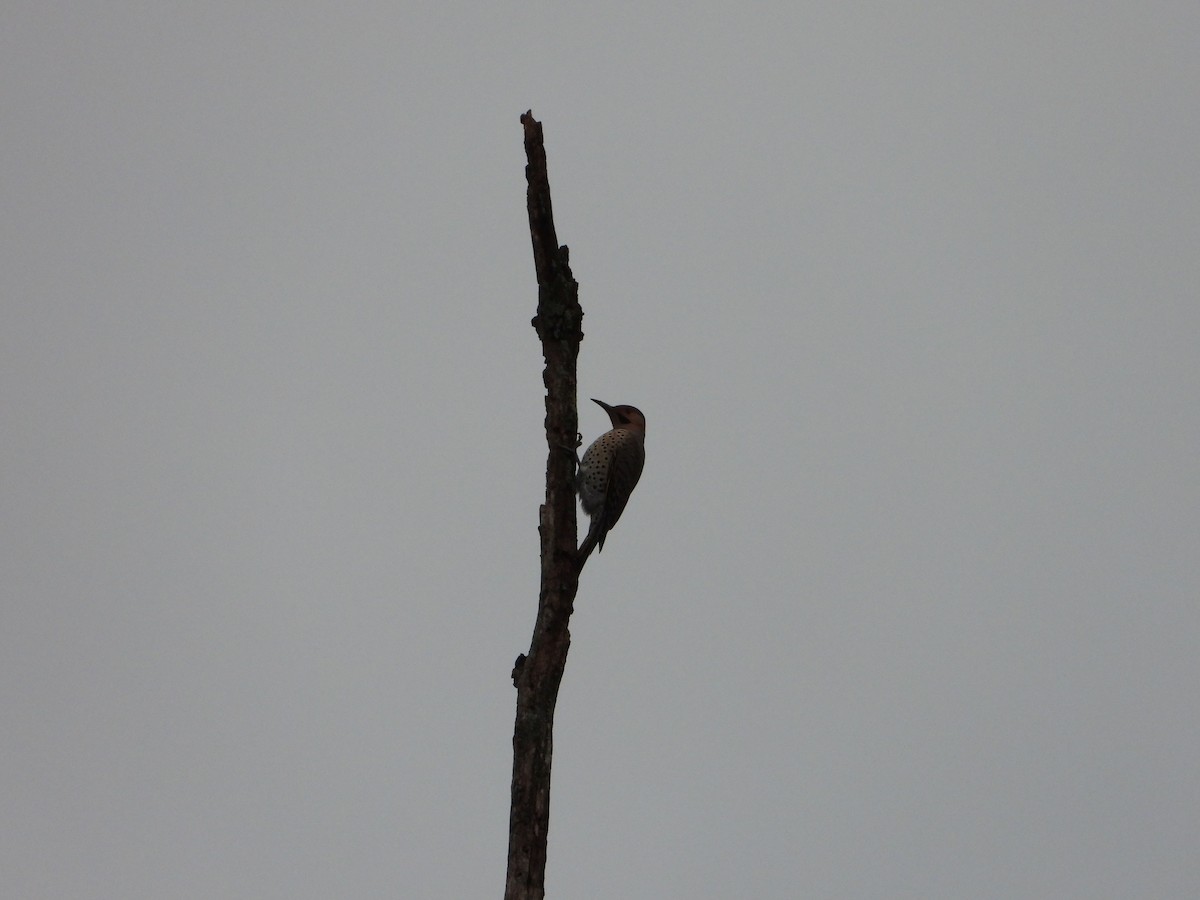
[592,398,646,436]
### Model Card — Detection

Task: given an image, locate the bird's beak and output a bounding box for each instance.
[591,398,614,414]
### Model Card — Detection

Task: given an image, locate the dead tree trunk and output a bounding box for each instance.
[504,111,585,900]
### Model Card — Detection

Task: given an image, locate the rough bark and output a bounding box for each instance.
[504,111,585,900]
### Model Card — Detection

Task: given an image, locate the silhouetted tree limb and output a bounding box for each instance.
[504,111,585,900]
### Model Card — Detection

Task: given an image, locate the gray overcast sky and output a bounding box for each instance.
[4,3,1198,898]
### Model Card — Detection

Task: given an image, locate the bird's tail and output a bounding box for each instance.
[577,514,606,563]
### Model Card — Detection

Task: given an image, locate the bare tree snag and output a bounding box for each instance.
[504,111,585,900]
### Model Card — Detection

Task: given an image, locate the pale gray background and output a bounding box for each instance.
[4,3,1198,898]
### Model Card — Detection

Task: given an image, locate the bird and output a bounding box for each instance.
[577,398,646,560]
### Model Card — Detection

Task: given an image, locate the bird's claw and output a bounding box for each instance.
[558,432,583,467]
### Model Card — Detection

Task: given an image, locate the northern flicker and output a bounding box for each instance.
[577,398,646,559]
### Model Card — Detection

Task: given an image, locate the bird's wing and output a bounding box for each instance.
[600,435,645,532]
